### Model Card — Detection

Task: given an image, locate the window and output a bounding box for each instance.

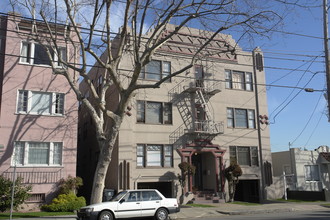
[26,193,46,203]
[230,146,258,166]
[17,90,65,116]
[137,101,172,124]
[139,60,171,81]
[20,42,66,66]
[142,191,162,201]
[305,165,320,181]
[137,144,173,168]
[227,108,255,129]
[12,141,63,166]
[225,70,253,91]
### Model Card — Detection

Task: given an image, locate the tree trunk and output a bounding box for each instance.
[90,121,121,204]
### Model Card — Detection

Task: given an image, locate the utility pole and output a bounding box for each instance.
[253,47,266,202]
[323,0,330,121]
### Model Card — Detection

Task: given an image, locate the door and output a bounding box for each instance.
[195,65,204,87]
[192,153,203,190]
[116,191,142,218]
[140,190,162,217]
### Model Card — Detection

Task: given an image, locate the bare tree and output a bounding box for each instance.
[6,0,307,204]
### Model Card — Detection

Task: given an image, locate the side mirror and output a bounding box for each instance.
[119,199,125,204]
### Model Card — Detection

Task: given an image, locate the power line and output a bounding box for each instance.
[290,88,325,145]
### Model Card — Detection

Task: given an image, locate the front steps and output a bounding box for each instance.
[192,191,226,204]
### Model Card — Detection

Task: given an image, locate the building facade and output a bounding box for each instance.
[78,26,272,203]
[0,14,79,210]
[272,146,330,200]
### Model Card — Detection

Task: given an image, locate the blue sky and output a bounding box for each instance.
[0,1,328,152]
[252,5,329,152]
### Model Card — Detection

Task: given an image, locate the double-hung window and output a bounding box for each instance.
[17,90,65,116]
[305,165,320,181]
[225,70,253,91]
[137,144,173,168]
[227,108,255,129]
[139,60,171,81]
[12,141,63,166]
[230,146,258,166]
[20,42,67,67]
[137,100,172,124]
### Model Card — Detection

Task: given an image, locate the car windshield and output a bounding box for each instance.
[110,191,127,201]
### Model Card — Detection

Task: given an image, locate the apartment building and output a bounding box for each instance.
[78,25,272,203]
[0,14,79,210]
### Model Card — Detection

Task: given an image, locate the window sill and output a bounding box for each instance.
[10,165,64,168]
[225,88,253,92]
[138,78,171,83]
[227,127,256,130]
[19,62,65,69]
[15,112,65,117]
[136,122,173,126]
[137,166,174,169]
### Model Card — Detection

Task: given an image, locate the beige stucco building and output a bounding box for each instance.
[0,14,79,210]
[78,25,272,203]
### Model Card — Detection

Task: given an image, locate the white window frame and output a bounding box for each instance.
[12,141,63,167]
[225,69,253,91]
[230,146,259,167]
[139,60,171,81]
[16,90,65,116]
[137,100,172,124]
[136,144,173,168]
[227,108,255,129]
[305,165,320,182]
[20,41,67,67]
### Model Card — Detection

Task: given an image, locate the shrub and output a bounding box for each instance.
[41,193,86,212]
[0,175,32,212]
[58,175,83,195]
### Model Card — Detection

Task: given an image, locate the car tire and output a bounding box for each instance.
[155,208,168,220]
[98,210,113,220]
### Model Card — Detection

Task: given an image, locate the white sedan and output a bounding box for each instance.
[77,189,180,220]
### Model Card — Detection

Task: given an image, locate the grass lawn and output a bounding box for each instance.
[276,199,324,203]
[185,203,215,208]
[0,212,75,219]
[230,201,262,206]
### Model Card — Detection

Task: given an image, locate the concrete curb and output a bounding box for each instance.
[216,207,295,215]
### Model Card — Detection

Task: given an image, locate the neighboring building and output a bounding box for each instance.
[0,14,79,210]
[78,25,272,203]
[272,146,330,201]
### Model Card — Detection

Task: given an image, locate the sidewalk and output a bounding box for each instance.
[169,201,330,219]
[13,201,330,220]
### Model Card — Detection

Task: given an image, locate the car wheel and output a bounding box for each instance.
[98,210,113,220]
[155,208,168,220]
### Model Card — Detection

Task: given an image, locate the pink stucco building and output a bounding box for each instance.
[0,14,78,210]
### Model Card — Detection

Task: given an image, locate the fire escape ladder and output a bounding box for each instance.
[196,89,213,120]
[176,93,193,129]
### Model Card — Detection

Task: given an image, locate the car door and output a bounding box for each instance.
[140,191,162,217]
[115,191,142,218]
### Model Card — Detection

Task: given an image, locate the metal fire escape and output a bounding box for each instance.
[169,78,224,147]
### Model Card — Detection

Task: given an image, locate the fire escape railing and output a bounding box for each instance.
[169,77,223,146]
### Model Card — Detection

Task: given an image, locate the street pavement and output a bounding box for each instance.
[13,201,330,220]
